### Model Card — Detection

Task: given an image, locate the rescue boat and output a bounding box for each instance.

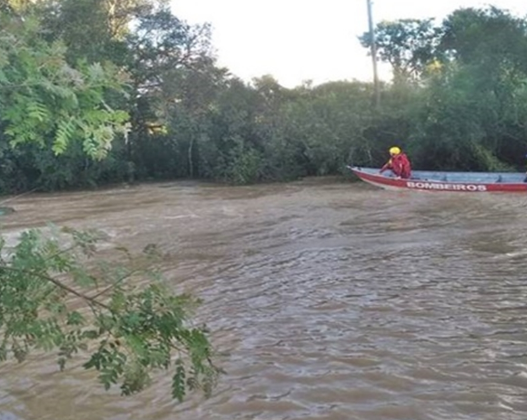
[347,166,527,193]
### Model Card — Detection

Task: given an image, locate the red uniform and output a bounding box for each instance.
[380,153,412,178]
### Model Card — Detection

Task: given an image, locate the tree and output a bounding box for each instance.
[434,7,527,167]
[356,6,527,172]
[0,6,222,402]
[439,6,527,68]
[359,18,442,81]
[125,7,221,178]
[0,10,129,160]
[5,2,527,192]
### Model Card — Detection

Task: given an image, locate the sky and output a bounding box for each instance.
[170,0,525,88]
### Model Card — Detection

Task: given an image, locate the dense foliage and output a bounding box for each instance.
[0,226,221,401]
[2,2,527,193]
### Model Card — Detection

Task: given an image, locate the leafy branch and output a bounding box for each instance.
[0,225,223,402]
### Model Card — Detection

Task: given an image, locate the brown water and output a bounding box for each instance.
[2,178,527,420]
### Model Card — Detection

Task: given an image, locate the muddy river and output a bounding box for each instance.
[1,177,527,420]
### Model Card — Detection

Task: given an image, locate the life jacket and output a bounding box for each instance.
[391,153,412,178]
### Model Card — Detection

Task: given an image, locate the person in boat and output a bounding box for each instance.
[379,146,412,179]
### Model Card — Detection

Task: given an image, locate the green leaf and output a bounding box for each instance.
[172,360,186,402]
[66,311,85,326]
[53,117,77,155]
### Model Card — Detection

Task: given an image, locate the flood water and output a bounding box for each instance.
[1,177,527,420]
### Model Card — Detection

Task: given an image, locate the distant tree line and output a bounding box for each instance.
[2,1,527,194]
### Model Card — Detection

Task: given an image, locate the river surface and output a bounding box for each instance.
[1,177,527,420]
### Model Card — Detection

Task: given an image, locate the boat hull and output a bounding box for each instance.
[348,166,527,193]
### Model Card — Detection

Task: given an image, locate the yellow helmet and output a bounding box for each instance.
[389,146,401,155]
